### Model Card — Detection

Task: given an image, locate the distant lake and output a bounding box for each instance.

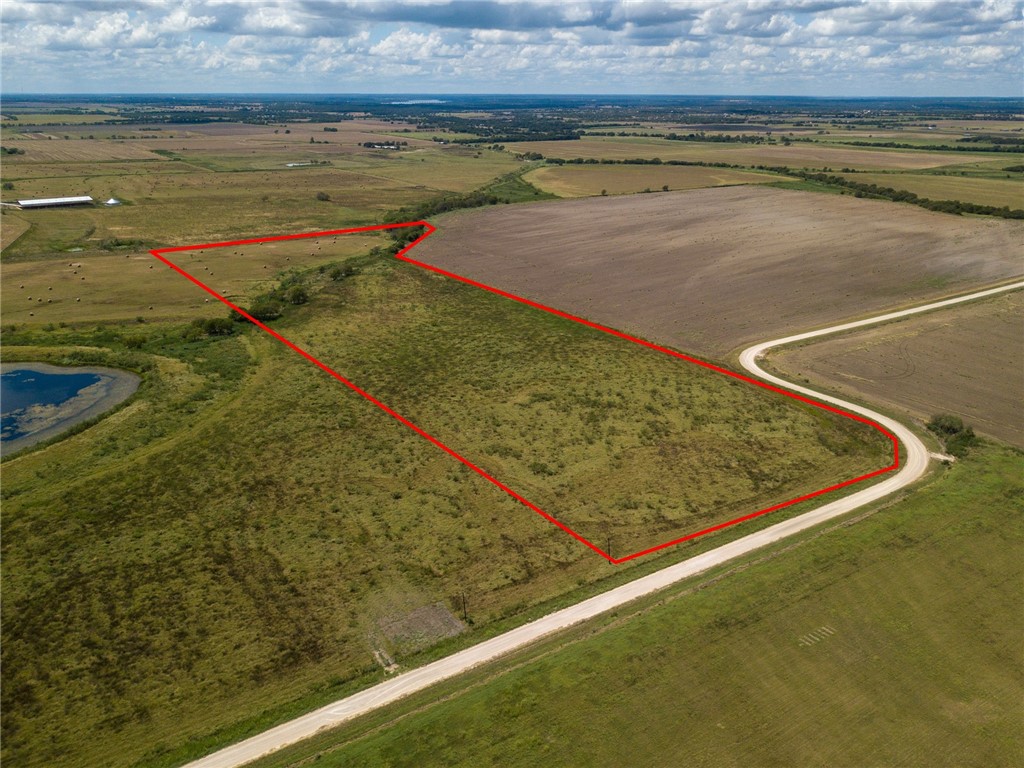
[1,363,140,456]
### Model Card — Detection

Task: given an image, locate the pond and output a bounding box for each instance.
[1,363,140,456]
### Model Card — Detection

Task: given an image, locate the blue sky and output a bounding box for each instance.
[1,1,1021,96]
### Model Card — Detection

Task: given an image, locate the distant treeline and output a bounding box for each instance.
[799,138,1024,153]
[586,130,771,144]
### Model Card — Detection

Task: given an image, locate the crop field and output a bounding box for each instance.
[837,171,1024,209]
[0,138,165,162]
[775,291,1024,448]
[523,164,785,197]
[0,251,891,768]
[0,159,192,180]
[510,136,979,170]
[413,186,1024,359]
[257,441,1024,768]
[1,112,128,124]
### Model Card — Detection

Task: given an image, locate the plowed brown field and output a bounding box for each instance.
[412,186,1024,360]
[775,291,1024,447]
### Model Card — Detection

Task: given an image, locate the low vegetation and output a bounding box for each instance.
[0,250,890,768]
[254,442,1024,768]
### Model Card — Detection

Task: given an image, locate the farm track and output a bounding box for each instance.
[183,279,1024,768]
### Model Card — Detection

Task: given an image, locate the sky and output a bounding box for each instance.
[1,0,1021,97]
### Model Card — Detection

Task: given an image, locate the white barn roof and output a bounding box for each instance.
[18,196,94,208]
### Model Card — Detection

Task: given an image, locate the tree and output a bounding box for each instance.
[246,300,282,322]
[286,286,308,305]
[316,191,330,201]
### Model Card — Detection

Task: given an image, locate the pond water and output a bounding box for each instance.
[0,363,140,455]
[2,370,103,440]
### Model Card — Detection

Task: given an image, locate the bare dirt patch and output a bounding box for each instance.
[773,291,1024,448]
[412,186,1024,360]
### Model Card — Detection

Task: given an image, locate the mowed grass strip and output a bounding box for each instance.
[253,442,1024,768]
[0,252,888,768]
[524,164,785,197]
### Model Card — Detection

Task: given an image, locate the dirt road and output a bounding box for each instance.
[184,281,1023,768]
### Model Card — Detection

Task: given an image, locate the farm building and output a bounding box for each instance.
[17,195,94,209]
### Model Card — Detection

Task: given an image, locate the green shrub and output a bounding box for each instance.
[927,413,965,437]
[927,413,979,457]
[286,286,309,305]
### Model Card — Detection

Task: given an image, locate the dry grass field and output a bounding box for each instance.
[774,291,1024,448]
[511,136,977,170]
[1,233,384,325]
[412,186,1024,360]
[524,164,785,197]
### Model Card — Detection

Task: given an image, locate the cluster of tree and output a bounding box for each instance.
[385,189,504,232]
[0,146,25,155]
[585,129,775,144]
[360,141,407,148]
[544,156,736,169]
[190,317,235,336]
[957,134,1023,145]
[99,237,143,250]
[667,131,769,143]
[927,414,979,458]
[773,169,1024,219]
[231,278,310,325]
[322,126,338,132]
[1004,165,1024,173]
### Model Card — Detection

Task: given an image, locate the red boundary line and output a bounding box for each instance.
[150,221,899,564]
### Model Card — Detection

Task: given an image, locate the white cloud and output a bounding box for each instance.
[0,0,1021,95]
